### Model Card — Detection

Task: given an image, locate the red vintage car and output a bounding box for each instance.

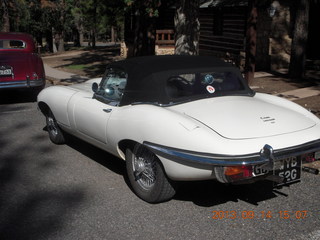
[0,32,45,93]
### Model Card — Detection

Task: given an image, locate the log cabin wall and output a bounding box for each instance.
[199,6,247,70]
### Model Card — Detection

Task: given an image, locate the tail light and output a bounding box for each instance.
[32,72,39,80]
[224,165,253,181]
[214,165,254,183]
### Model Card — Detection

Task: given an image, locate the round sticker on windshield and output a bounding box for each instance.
[206,85,215,94]
[204,74,214,84]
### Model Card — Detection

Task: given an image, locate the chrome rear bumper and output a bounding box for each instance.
[144,139,320,167]
[0,79,45,89]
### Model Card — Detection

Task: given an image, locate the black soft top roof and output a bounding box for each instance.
[106,55,250,106]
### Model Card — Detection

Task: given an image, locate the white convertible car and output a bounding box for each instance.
[38,55,320,203]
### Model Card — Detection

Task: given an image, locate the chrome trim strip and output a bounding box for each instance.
[272,140,320,160]
[0,79,45,89]
[143,139,320,167]
[144,142,266,166]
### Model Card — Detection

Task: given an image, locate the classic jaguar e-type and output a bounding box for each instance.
[0,32,45,93]
[37,55,320,203]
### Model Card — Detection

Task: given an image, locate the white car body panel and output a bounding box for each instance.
[69,91,110,144]
[39,86,77,127]
[158,156,215,180]
[170,96,316,139]
[107,101,320,159]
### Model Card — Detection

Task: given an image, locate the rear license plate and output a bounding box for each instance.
[253,165,269,176]
[274,156,301,186]
[0,67,12,76]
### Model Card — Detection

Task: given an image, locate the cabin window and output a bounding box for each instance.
[166,70,246,101]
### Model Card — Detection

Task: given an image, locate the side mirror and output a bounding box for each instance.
[92,82,99,93]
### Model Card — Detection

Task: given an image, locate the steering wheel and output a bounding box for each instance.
[169,76,190,86]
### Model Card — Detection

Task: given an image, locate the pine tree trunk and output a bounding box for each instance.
[57,0,65,52]
[1,0,10,32]
[244,0,258,84]
[111,26,115,43]
[74,23,84,47]
[58,33,65,52]
[174,0,200,55]
[133,10,143,56]
[133,9,155,56]
[289,0,310,79]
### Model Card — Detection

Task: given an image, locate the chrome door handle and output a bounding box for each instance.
[103,109,112,113]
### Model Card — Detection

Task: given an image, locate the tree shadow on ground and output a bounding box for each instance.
[0,115,86,240]
[0,89,38,104]
[0,187,85,240]
[63,134,126,176]
[58,75,90,85]
[174,179,286,207]
[56,46,121,78]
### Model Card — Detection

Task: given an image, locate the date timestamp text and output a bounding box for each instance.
[211,210,308,220]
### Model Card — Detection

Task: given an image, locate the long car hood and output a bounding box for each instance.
[170,96,316,139]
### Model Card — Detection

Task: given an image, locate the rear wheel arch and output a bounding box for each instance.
[118,139,137,159]
[118,140,164,165]
[38,101,50,116]
[38,103,66,145]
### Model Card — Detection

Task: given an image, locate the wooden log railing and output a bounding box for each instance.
[155,30,175,46]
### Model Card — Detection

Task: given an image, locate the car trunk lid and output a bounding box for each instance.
[170,96,316,139]
[0,52,33,82]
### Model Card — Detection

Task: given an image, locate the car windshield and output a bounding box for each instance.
[0,39,26,50]
[165,69,249,103]
[96,68,127,104]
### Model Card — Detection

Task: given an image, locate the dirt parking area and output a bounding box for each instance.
[42,47,121,78]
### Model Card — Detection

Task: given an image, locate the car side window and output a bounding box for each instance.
[0,40,26,49]
[166,71,245,99]
[96,68,127,105]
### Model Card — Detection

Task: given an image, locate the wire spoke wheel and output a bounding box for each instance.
[126,143,176,203]
[46,109,65,144]
[47,115,59,137]
[132,146,157,190]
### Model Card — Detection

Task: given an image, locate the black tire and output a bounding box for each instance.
[46,109,66,144]
[126,144,176,203]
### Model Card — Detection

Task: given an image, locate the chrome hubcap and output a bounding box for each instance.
[133,147,156,190]
[47,116,58,136]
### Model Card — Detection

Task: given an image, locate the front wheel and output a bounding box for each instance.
[126,144,176,203]
[46,109,65,144]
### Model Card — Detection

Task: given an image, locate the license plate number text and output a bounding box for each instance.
[274,156,301,186]
[0,68,12,76]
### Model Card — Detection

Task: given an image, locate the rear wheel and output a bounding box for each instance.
[46,109,65,144]
[126,143,176,203]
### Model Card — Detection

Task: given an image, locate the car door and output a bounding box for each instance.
[71,67,127,145]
